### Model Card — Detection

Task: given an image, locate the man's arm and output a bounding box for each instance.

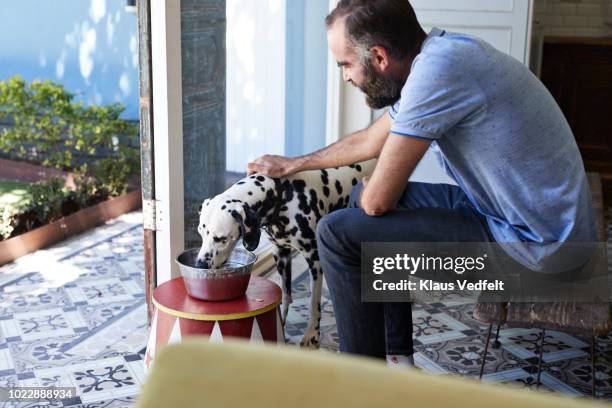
[359,134,431,216]
[246,113,391,177]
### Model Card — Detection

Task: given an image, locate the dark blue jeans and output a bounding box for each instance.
[316,181,493,359]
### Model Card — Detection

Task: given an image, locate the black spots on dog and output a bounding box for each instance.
[198,203,203,213]
[250,189,277,218]
[355,164,362,172]
[298,239,313,252]
[280,206,288,212]
[254,180,262,187]
[256,175,265,182]
[293,182,310,216]
[307,189,322,220]
[231,199,242,203]
[351,177,358,186]
[337,196,344,207]
[221,205,226,210]
[230,209,243,223]
[322,186,330,197]
[277,216,290,225]
[250,175,257,179]
[213,236,227,243]
[335,180,343,195]
[328,197,345,213]
[320,169,329,185]
[291,179,306,194]
[236,181,246,185]
[280,180,294,202]
[226,200,231,204]
[296,190,311,216]
[260,187,266,192]
[290,226,298,236]
[205,201,210,206]
[294,214,315,239]
[318,200,324,210]
[348,164,355,169]
[248,191,253,196]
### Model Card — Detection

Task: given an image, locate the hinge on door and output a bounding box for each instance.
[143,199,163,231]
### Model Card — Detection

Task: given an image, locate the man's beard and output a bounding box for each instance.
[357,60,404,109]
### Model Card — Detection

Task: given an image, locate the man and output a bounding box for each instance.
[247,0,596,367]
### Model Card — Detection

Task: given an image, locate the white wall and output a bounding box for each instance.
[226,0,286,172]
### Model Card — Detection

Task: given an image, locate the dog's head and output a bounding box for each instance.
[195,195,261,268]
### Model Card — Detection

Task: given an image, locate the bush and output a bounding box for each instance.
[0,76,139,195]
[0,76,139,240]
[0,177,113,240]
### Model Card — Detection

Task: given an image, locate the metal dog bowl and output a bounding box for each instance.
[175,248,258,301]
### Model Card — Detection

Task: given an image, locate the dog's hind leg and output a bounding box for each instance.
[273,246,293,327]
[300,253,322,349]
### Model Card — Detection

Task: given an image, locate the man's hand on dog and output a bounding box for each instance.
[247,155,299,178]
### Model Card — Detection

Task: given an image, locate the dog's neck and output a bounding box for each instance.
[226,175,282,224]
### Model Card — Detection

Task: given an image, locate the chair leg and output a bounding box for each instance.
[591,335,597,398]
[492,304,504,349]
[536,329,545,389]
[479,323,493,380]
[492,322,502,349]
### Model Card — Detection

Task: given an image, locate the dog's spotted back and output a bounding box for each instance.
[197,159,376,347]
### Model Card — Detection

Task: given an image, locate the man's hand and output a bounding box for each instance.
[247,155,300,178]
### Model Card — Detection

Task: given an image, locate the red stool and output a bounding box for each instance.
[145,276,284,371]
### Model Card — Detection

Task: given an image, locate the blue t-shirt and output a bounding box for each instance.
[389,28,597,271]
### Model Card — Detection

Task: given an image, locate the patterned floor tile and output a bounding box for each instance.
[498,328,589,363]
[0,213,145,407]
[412,309,477,345]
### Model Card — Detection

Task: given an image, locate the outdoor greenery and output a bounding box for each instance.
[0,76,140,240]
[0,179,30,210]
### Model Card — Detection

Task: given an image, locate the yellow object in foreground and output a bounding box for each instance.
[137,339,605,408]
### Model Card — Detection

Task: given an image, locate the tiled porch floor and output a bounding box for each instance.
[0,210,610,406]
[0,212,146,407]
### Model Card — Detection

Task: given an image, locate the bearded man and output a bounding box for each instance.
[247,0,596,367]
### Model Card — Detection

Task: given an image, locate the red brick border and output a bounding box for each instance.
[0,158,76,188]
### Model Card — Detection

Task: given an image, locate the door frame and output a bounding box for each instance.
[149,0,185,285]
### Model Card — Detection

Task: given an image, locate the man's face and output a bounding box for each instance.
[327,20,404,109]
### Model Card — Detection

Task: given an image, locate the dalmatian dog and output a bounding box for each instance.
[196,160,375,348]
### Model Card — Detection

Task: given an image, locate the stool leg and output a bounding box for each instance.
[536,329,545,389]
[479,323,493,380]
[591,335,597,398]
[492,322,502,349]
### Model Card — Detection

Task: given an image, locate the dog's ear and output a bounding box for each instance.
[230,205,261,251]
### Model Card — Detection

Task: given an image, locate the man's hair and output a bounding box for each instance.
[326,0,423,64]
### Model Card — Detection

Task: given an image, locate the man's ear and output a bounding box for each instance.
[230,205,261,251]
[369,45,389,72]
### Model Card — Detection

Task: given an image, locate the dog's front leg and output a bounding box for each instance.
[300,254,322,349]
[273,247,293,327]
